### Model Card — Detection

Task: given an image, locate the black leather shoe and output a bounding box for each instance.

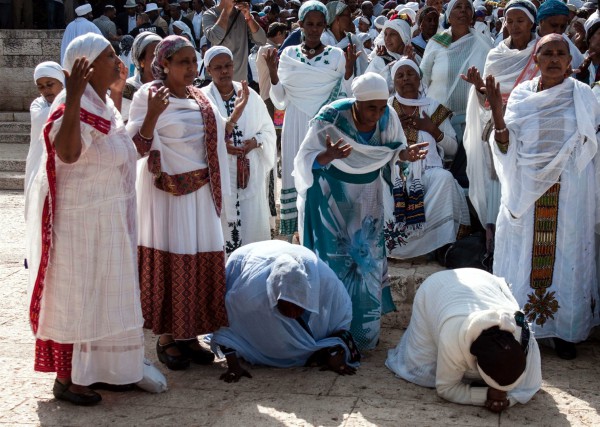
[53,380,102,406]
[89,382,136,392]
[177,339,215,365]
[554,338,577,360]
[157,339,190,370]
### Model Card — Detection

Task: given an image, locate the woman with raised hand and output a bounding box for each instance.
[127,35,247,371]
[266,0,358,238]
[201,46,276,254]
[489,34,600,360]
[27,33,144,405]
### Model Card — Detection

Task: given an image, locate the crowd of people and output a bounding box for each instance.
[21,0,600,414]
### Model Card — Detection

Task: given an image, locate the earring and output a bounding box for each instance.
[164,67,169,74]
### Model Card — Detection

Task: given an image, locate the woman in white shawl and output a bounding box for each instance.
[25,61,64,215]
[365,14,417,92]
[121,31,162,122]
[201,46,276,254]
[127,36,247,371]
[463,0,538,253]
[27,33,144,405]
[384,58,470,259]
[265,0,358,237]
[212,240,361,382]
[489,34,600,360]
[294,73,427,350]
[420,0,492,186]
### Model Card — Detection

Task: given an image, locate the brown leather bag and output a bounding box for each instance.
[237,155,250,189]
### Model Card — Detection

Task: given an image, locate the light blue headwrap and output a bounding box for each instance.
[536,0,569,24]
[299,0,329,22]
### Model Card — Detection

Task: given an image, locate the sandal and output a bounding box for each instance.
[177,339,215,365]
[156,339,190,370]
[52,380,102,406]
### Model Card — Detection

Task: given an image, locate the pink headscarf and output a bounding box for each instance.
[151,35,194,80]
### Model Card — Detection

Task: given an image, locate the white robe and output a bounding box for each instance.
[386,268,542,407]
[493,77,600,342]
[60,17,103,65]
[26,85,144,386]
[202,82,276,253]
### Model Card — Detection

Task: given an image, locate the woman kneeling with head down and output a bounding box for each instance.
[211,240,361,382]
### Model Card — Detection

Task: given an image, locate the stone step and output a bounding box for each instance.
[0,171,24,190]
[0,122,30,133]
[0,133,29,144]
[0,111,30,122]
[0,143,28,172]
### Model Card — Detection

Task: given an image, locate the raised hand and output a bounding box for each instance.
[110,58,127,93]
[375,44,387,57]
[460,66,485,93]
[485,74,502,115]
[403,43,416,62]
[263,48,279,84]
[316,134,352,166]
[400,141,428,162]
[147,85,170,118]
[65,57,93,102]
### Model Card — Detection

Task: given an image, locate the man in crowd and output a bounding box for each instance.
[116,0,139,35]
[60,3,102,64]
[94,5,122,51]
[146,2,169,34]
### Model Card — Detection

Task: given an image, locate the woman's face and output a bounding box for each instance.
[36,77,64,104]
[206,53,234,88]
[420,11,440,40]
[384,27,404,54]
[164,46,198,86]
[299,10,327,44]
[140,41,159,81]
[505,9,533,45]
[90,45,122,88]
[534,40,572,81]
[538,15,569,36]
[354,99,388,129]
[394,64,421,99]
[277,299,304,319]
[448,0,473,28]
[358,19,370,33]
[173,26,183,36]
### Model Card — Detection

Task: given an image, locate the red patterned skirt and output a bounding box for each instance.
[139,246,228,338]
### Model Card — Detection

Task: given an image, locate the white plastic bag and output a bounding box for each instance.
[136,358,168,393]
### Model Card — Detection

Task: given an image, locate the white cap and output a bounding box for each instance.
[75,3,93,16]
[351,72,390,101]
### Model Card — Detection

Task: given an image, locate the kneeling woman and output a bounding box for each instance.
[384,57,470,258]
[212,241,361,382]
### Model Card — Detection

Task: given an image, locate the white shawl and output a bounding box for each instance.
[294,99,407,197]
[464,37,538,226]
[202,82,276,220]
[494,77,600,219]
[275,47,345,118]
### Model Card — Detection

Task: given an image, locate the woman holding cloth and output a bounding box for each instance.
[463,0,538,250]
[489,34,600,360]
[384,57,470,259]
[201,46,276,254]
[27,33,144,405]
[265,0,358,237]
[127,35,247,370]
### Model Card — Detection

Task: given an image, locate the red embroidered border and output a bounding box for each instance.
[35,339,73,378]
[29,104,112,334]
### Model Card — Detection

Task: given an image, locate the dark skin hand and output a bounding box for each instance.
[220,351,253,383]
[321,346,357,375]
[485,387,509,413]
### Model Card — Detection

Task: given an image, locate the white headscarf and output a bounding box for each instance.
[351,72,389,101]
[391,57,430,107]
[266,253,319,314]
[131,31,162,72]
[382,18,412,45]
[63,33,110,73]
[445,0,474,26]
[75,3,92,16]
[204,46,233,68]
[172,20,196,49]
[33,61,65,86]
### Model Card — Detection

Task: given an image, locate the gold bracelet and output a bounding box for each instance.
[435,131,444,142]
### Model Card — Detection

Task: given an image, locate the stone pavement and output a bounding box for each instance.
[1,190,599,426]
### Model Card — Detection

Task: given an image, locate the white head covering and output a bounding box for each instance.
[63,33,111,73]
[266,254,319,314]
[394,6,417,24]
[33,61,65,86]
[390,57,429,106]
[404,2,420,11]
[382,18,412,45]
[75,3,92,16]
[445,0,474,25]
[131,32,162,72]
[374,15,387,30]
[351,72,389,101]
[203,46,233,67]
[391,56,422,80]
[584,15,600,35]
[172,20,196,48]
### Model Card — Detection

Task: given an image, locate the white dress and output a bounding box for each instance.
[202,82,276,254]
[386,268,542,407]
[25,96,51,220]
[27,85,144,386]
[270,45,349,235]
[493,78,600,343]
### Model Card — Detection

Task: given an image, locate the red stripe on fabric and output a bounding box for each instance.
[35,339,73,378]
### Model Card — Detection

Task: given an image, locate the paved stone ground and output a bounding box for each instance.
[1,190,599,426]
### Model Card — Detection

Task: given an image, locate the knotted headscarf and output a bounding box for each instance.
[151,35,194,80]
[536,0,569,23]
[63,33,110,73]
[298,0,329,22]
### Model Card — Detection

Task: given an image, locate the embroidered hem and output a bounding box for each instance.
[35,339,74,378]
